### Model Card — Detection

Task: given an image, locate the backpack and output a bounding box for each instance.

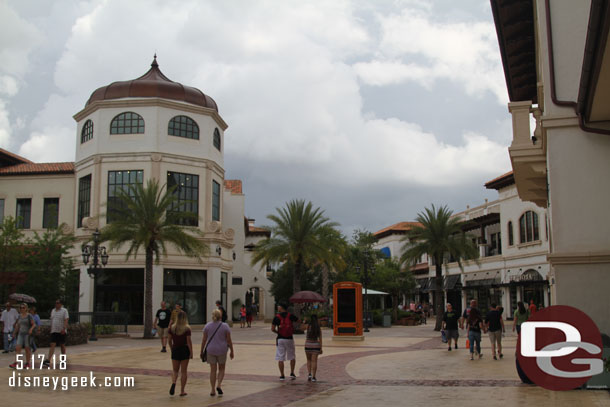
[277,313,293,338]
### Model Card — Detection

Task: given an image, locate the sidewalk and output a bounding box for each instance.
[1,322,609,406]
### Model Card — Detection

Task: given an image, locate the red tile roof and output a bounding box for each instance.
[485,171,515,190]
[244,217,270,237]
[0,162,75,176]
[224,179,242,194]
[374,221,422,239]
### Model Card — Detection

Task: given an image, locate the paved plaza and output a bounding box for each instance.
[1,322,609,406]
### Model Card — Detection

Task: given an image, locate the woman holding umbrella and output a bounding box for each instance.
[9,303,35,369]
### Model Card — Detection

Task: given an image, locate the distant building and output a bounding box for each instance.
[373,171,550,316]
[0,57,274,323]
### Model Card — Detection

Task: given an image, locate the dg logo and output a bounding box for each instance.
[517,305,604,391]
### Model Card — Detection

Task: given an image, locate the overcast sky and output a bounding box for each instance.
[1,0,513,236]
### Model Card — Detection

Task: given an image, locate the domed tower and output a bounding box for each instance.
[72,57,233,324]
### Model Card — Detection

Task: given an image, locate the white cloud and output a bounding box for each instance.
[354,7,508,103]
[18,126,74,163]
[0,100,11,148]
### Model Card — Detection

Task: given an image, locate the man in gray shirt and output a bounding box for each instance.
[45,299,69,365]
[1,302,18,353]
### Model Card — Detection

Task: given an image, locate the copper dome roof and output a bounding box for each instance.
[86,56,218,111]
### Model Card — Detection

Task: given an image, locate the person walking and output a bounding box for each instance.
[304,314,323,382]
[169,303,182,328]
[485,303,505,360]
[45,299,69,366]
[28,306,41,353]
[168,310,192,397]
[154,301,170,353]
[512,301,530,335]
[201,309,234,397]
[465,300,486,360]
[442,303,460,351]
[9,304,35,368]
[246,304,253,328]
[528,299,537,315]
[215,300,228,323]
[1,302,18,353]
[272,302,298,380]
[239,304,246,328]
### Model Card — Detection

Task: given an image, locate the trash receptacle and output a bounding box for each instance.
[382,312,392,327]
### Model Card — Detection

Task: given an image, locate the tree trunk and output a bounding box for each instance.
[434,259,444,331]
[143,245,154,338]
[322,264,329,312]
[293,256,303,317]
[392,294,399,322]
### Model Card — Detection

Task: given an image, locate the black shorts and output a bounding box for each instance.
[51,333,66,345]
[171,345,190,361]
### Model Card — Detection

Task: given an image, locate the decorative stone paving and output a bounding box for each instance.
[2,323,609,406]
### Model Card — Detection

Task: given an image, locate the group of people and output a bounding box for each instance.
[152,299,323,398]
[442,299,536,360]
[1,299,70,368]
[153,300,234,397]
[239,303,257,328]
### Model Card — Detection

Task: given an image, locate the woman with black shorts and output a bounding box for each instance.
[168,310,192,397]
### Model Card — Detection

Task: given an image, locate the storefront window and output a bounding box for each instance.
[163,269,207,324]
[95,268,144,324]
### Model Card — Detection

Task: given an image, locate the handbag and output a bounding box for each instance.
[201,322,223,362]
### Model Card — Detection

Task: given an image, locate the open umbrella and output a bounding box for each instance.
[289,291,327,303]
[8,293,37,303]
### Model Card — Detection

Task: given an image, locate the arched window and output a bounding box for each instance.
[213,128,221,151]
[110,112,144,134]
[81,120,94,143]
[508,221,514,246]
[168,115,199,140]
[519,211,539,243]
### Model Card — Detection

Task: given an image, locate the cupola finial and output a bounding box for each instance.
[151,53,158,67]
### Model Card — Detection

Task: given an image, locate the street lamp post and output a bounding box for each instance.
[363,250,371,332]
[81,229,109,341]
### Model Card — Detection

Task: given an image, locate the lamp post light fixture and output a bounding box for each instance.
[81,228,109,341]
[363,250,371,332]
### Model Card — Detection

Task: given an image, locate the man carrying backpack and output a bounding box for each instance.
[271,302,299,381]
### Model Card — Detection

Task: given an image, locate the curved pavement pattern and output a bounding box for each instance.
[1,322,609,406]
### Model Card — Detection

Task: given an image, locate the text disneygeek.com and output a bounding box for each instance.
[9,371,135,391]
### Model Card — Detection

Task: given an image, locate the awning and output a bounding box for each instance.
[416,278,429,291]
[444,275,461,290]
[362,288,388,295]
[465,277,501,287]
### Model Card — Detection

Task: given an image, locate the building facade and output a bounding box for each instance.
[373,172,550,317]
[0,57,274,323]
[491,0,610,333]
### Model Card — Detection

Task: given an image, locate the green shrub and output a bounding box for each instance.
[81,323,116,335]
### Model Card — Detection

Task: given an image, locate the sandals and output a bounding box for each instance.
[216,387,223,396]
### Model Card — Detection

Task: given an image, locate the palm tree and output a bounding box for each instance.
[100,179,208,338]
[251,199,340,312]
[315,226,347,309]
[400,205,479,331]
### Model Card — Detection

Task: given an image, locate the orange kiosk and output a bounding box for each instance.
[333,281,364,340]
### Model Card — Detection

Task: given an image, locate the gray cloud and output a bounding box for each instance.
[4,0,513,233]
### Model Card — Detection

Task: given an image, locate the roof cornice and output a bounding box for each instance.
[73,98,228,130]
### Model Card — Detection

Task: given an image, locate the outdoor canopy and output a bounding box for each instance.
[289,291,327,303]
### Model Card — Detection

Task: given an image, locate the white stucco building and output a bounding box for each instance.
[373,171,550,317]
[0,57,274,324]
[491,0,610,333]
